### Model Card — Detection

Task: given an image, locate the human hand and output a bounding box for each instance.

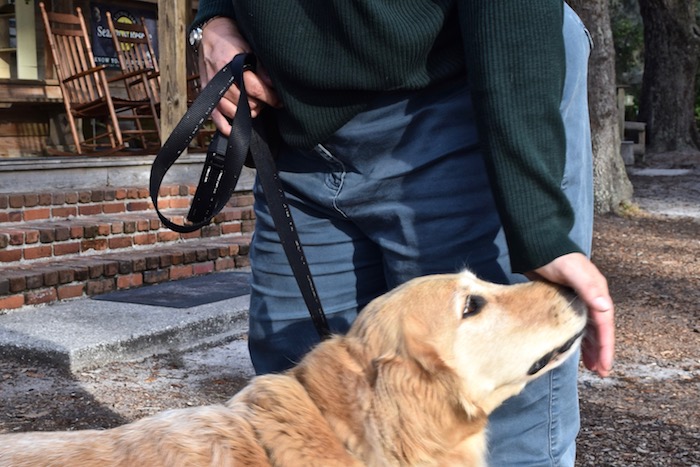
[526,253,615,378]
[197,17,281,135]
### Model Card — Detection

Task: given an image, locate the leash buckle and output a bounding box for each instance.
[187,132,228,223]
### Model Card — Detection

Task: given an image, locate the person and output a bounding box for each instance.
[190,1,615,465]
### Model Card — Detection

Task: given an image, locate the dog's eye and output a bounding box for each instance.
[462,295,485,318]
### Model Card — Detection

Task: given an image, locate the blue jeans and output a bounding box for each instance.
[247,4,593,465]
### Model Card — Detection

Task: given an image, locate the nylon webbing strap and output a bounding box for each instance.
[150,53,254,233]
[149,53,330,339]
[249,121,331,340]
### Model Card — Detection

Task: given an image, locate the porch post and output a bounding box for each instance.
[157,0,188,146]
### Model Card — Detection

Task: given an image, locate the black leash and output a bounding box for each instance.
[150,53,331,340]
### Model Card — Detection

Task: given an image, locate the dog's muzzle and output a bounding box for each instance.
[527,329,585,376]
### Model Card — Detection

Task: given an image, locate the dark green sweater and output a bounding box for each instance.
[193,0,582,273]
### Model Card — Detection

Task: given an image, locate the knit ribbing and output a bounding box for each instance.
[227,1,463,148]
[190,0,235,34]
[191,0,582,272]
[459,1,578,271]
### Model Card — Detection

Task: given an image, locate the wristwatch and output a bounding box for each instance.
[188,27,203,54]
[188,17,219,54]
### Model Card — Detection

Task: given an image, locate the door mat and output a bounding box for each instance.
[93,271,251,308]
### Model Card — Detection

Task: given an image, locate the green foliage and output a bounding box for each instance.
[610,0,644,119]
[611,16,643,82]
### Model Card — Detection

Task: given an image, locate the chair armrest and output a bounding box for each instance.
[63,65,108,82]
[107,68,156,83]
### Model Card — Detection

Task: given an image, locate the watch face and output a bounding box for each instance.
[189,27,202,47]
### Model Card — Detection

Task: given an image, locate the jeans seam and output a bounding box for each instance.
[315,144,348,218]
[549,370,557,466]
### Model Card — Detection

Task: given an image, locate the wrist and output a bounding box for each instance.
[189,16,230,54]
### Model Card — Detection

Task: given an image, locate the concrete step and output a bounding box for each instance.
[0,270,251,372]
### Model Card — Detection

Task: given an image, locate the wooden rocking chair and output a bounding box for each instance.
[105,12,161,137]
[39,3,160,155]
[106,12,215,151]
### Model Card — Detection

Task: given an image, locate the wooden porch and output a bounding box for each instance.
[0,0,193,159]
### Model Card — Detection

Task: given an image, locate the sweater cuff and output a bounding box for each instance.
[190,0,236,35]
[508,230,583,274]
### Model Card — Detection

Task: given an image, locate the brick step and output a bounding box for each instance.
[0,205,255,265]
[0,234,252,311]
[0,185,253,223]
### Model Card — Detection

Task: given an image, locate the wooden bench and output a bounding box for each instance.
[624,121,646,156]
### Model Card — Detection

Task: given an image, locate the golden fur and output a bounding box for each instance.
[0,271,586,466]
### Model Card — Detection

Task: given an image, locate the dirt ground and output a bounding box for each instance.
[1,151,698,466]
[578,151,700,466]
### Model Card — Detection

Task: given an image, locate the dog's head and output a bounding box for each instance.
[348,270,587,415]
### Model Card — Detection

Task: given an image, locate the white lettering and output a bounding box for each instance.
[96,25,112,39]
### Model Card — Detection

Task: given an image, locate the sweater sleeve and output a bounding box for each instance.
[190,0,236,34]
[458,0,582,273]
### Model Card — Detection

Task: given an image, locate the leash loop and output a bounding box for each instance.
[150,53,330,339]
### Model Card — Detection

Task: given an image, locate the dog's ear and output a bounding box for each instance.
[401,311,452,375]
[365,340,448,388]
[370,354,488,435]
[403,332,449,374]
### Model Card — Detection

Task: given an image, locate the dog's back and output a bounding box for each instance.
[0,371,363,467]
[1,404,256,466]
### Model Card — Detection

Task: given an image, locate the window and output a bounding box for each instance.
[0,0,38,80]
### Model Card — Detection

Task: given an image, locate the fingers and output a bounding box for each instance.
[244,65,282,111]
[562,257,615,378]
[582,305,615,377]
[530,252,615,378]
[222,70,281,120]
[210,109,232,136]
[208,72,277,137]
[581,291,615,378]
[196,17,281,135]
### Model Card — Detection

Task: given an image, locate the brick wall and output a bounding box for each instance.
[0,184,254,311]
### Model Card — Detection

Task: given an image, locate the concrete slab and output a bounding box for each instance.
[627,168,692,177]
[0,281,250,373]
[0,155,255,193]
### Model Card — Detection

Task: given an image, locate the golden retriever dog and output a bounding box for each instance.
[0,270,586,467]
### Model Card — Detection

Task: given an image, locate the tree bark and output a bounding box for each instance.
[638,0,700,153]
[568,0,633,213]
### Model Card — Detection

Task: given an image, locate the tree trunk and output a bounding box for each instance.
[637,0,700,153]
[568,0,633,213]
